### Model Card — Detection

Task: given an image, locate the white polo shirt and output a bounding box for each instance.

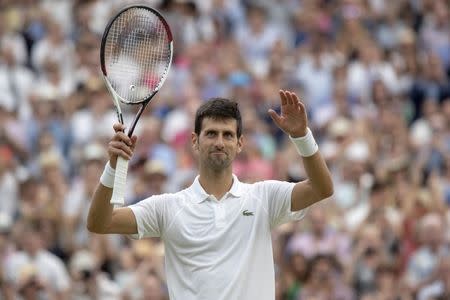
[129,175,307,300]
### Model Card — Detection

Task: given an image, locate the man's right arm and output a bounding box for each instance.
[87,184,137,234]
[86,123,138,235]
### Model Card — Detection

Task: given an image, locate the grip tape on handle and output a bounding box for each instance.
[111,156,129,207]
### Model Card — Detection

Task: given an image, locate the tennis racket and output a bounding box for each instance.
[100,5,173,206]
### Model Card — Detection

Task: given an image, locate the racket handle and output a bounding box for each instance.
[111,156,129,207]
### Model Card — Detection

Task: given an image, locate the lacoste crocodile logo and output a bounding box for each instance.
[242,210,254,216]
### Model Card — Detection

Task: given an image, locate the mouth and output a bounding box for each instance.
[211,152,226,155]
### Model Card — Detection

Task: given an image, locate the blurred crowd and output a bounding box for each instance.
[0,0,449,299]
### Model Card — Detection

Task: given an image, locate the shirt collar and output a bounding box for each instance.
[190,174,242,204]
[228,174,242,198]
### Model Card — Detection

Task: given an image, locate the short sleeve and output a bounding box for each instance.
[128,194,170,239]
[258,180,308,228]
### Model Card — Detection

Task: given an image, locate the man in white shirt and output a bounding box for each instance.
[87,90,333,299]
[3,222,70,299]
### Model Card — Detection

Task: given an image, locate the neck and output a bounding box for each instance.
[198,166,233,200]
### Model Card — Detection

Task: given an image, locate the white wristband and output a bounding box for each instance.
[100,161,115,188]
[289,128,318,157]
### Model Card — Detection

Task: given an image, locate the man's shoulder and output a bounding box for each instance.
[233,180,295,203]
[247,179,295,191]
[135,189,197,210]
[241,179,278,187]
[139,191,186,204]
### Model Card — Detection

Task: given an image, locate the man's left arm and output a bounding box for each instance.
[269,90,333,211]
[291,150,333,211]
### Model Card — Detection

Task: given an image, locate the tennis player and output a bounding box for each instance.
[87,90,333,299]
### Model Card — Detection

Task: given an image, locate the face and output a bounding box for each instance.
[192,117,243,172]
[291,254,307,276]
[249,9,265,32]
[421,222,443,248]
[22,230,42,254]
[311,258,332,282]
[142,274,164,300]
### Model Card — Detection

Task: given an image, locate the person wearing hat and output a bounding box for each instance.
[130,159,169,206]
[3,222,70,299]
[62,143,107,252]
[69,249,122,300]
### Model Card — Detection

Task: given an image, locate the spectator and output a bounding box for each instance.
[405,213,449,294]
[3,221,70,299]
[299,254,355,300]
[235,4,281,77]
[287,206,351,264]
[351,224,388,296]
[417,255,450,300]
[62,142,108,252]
[0,145,18,219]
[131,159,170,205]
[283,252,308,300]
[140,270,168,300]
[360,263,408,300]
[0,212,14,299]
[0,0,448,298]
[69,249,122,300]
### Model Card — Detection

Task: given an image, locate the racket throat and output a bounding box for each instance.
[127,102,148,137]
[116,111,124,125]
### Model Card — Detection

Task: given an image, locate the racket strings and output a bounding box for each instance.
[105,8,171,103]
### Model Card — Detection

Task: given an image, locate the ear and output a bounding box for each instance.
[237,135,244,154]
[191,132,199,151]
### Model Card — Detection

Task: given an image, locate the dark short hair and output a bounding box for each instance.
[194,98,242,138]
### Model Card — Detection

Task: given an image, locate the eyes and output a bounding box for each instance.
[204,130,235,139]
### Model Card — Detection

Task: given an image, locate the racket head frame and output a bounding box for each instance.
[99,5,173,106]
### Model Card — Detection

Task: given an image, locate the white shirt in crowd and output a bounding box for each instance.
[129,175,307,300]
[3,249,70,292]
[0,172,18,219]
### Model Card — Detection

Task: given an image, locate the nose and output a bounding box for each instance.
[214,134,225,149]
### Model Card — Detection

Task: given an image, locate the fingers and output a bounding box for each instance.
[113,123,125,133]
[279,90,288,105]
[108,125,138,166]
[286,91,294,105]
[297,100,306,113]
[112,131,133,146]
[280,90,306,110]
[290,93,306,112]
[280,90,298,105]
[289,91,298,104]
[268,109,283,128]
[108,140,133,160]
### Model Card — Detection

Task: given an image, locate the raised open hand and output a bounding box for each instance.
[268,90,308,138]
